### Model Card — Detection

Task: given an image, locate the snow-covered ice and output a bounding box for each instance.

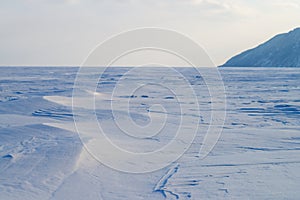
[0,67,299,199]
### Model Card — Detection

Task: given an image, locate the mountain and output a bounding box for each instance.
[221,28,300,67]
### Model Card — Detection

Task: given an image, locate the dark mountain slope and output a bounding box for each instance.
[221,28,300,67]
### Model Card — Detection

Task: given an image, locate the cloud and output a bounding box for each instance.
[182,0,257,18]
[272,0,300,8]
[1,0,299,66]
[63,0,81,5]
[190,0,231,10]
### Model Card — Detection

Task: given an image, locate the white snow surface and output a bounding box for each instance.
[0,67,300,199]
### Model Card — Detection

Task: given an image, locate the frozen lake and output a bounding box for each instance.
[0,67,299,199]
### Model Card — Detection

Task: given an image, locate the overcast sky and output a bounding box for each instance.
[1,0,300,66]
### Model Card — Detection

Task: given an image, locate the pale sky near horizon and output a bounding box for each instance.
[1,0,300,66]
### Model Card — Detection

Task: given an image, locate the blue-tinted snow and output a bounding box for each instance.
[0,67,299,199]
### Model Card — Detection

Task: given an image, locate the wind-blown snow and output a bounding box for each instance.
[0,67,299,199]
